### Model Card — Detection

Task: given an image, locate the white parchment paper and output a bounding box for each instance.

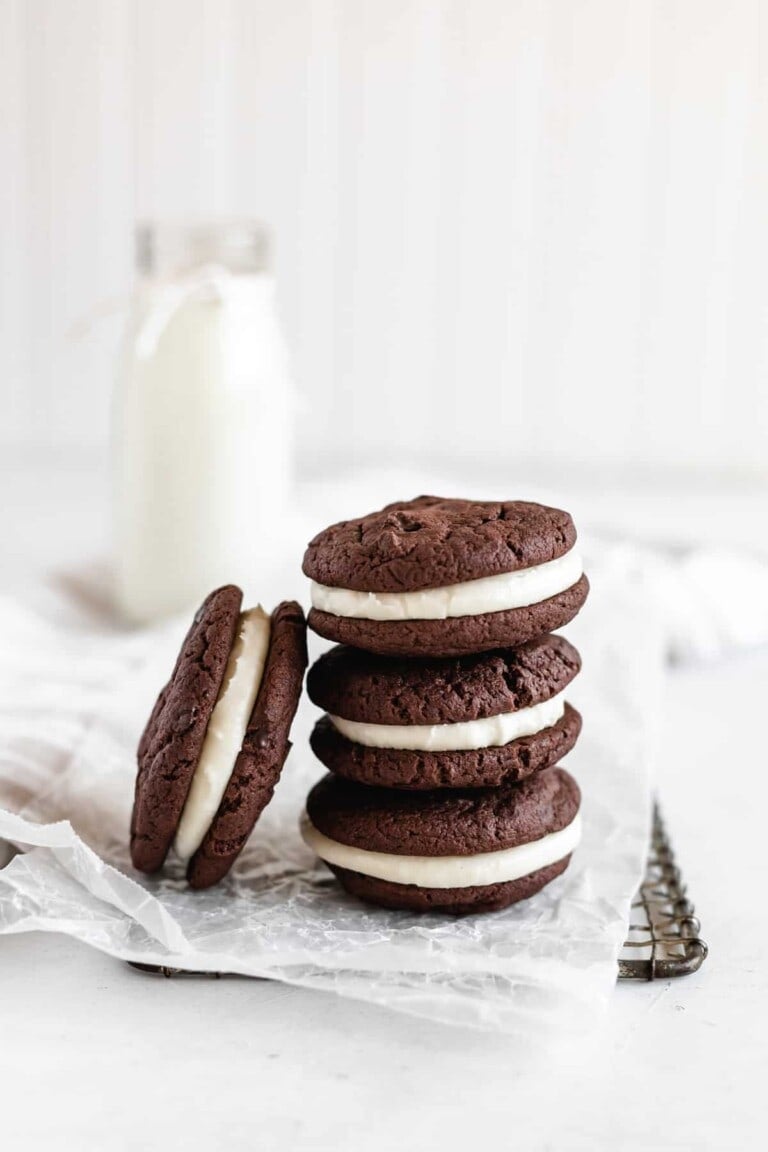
[0,526,661,1036]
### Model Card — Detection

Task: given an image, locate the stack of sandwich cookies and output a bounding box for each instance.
[302,496,588,914]
[131,585,307,889]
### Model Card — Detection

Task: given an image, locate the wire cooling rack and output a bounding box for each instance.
[618,802,707,980]
[127,800,708,982]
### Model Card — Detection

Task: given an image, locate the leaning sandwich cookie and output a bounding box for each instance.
[303,496,589,657]
[307,635,582,789]
[302,767,582,914]
[130,585,307,889]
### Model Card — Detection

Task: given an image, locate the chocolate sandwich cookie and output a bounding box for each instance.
[130,585,307,889]
[303,496,589,657]
[303,767,581,914]
[307,635,582,790]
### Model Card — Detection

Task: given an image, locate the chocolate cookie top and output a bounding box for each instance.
[131,585,243,874]
[307,634,580,725]
[306,766,580,857]
[302,496,577,592]
[188,601,308,889]
[131,590,308,886]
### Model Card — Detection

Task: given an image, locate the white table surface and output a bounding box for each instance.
[1,454,766,1151]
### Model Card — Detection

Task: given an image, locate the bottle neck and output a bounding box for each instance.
[136,222,270,280]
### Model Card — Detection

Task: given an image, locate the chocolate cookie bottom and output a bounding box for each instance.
[308,575,589,658]
[310,703,582,790]
[328,855,572,914]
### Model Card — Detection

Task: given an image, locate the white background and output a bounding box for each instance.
[2,0,768,476]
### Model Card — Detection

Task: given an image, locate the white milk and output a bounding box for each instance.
[114,226,293,624]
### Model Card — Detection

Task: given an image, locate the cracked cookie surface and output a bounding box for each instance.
[303,495,578,592]
[130,585,243,874]
[307,635,581,724]
[306,766,580,856]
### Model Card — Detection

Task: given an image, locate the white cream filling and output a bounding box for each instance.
[174,606,271,862]
[310,548,583,621]
[301,811,581,889]
[329,689,566,752]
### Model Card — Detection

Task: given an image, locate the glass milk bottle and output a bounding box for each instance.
[114,222,293,624]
